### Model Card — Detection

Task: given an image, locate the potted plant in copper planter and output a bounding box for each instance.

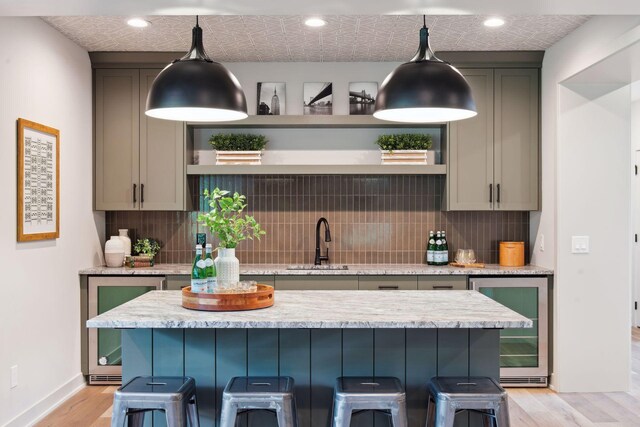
[209,133,268,165]
[375,133,434,164]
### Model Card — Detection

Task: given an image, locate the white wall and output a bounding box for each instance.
[536,16,640,392]
[0,18,104,426]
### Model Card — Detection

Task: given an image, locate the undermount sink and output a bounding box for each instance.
[286,264,349,271]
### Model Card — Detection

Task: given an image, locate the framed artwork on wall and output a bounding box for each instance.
[257,82,286,115]
[349,82,378,115]
[17,118,60,242]
[303,82,333,115]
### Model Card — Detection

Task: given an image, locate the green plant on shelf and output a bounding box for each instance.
[375,133,433,152]
[133,238,161,257]
[208,133,268,151]
[197,188,266,249]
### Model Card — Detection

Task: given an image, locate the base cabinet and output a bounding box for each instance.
[275,276,358,290]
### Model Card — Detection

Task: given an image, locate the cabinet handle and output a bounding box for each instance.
[378,285,399,290]
[141,183,145,205]
[489,184,493,203]
[432,285,454,290]
[497,183,501,204]
[133,183,137,204]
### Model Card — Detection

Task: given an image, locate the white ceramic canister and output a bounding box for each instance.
[118,229,131,256]
[105,236,125,267]
[214,248,240,291]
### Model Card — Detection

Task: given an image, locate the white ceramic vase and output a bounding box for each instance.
[215,248,240,290]
[104,236,125,267]
[118,229,131,256]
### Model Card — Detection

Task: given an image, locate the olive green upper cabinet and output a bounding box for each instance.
[446,68,539,211]
[95,69,185,211]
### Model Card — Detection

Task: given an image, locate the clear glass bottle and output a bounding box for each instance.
[441,231,449,265]
[191,244,208,293]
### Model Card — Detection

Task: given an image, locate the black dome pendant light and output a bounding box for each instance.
[146,16,248,122]
[374,15,477,123]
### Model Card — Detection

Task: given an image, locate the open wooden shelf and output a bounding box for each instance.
[187,115,446,129]
[187,164,447,175]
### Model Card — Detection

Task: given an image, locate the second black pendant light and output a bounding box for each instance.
[374,16,477,123]
[146,16,248,122]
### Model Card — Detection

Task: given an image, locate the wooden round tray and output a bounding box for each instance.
[181,284,274,311]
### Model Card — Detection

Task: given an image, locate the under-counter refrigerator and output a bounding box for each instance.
[470,277,549,387]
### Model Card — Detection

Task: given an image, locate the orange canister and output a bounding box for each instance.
[499,241,525,267]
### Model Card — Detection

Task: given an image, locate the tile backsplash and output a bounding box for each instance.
[106,175,529,265]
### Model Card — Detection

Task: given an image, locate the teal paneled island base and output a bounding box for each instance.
[88,290,531,427]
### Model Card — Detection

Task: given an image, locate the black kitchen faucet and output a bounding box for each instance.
[314,217,332,265]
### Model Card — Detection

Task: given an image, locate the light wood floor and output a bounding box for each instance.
[37,329,640,427]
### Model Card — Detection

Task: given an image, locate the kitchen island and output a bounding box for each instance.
[87,290,531,427]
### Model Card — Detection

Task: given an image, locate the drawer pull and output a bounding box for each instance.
[432,285,454,290]
[378,285,399,290]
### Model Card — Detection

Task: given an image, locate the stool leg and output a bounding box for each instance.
[220,401,238,427]
[276,398,298,427]
[332,399,351,427]
[434,399,455,427]
[165,401,187,427]
[390,398,408,427]
[111,399,128,427]
[186,394,200,427]
[425,395,436,427]
[127,411,145,427]
[494,397,511,427]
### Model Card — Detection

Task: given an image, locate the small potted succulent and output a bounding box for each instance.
[209,133,268,165]
[197,188,265,289]
[375,133,434,164]
[131,238,161,267]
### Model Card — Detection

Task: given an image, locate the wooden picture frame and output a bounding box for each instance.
[17,118,60,241]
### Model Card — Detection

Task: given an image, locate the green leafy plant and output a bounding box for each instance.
[208,133,268,151]
[133,238,161,257]
[375,133,433,151]
[197,188,266,249]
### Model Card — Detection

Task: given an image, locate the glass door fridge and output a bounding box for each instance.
[88,276,164,384]
[470,277,549,387]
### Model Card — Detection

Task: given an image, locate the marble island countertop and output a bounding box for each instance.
[79,263,552,276]
[86,290,532,329]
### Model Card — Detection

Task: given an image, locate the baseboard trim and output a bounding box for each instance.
[3,373,86,427]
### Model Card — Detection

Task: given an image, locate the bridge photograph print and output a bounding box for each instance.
[349,82,378,115]
[303,82,333,115]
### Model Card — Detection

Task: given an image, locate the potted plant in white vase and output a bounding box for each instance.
[209,133,268,165]
[375,133,434,164]
[197,188,265,291]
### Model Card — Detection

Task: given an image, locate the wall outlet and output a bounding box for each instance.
[10,365,18,389]
[540,234,545,252]
[571,236,590,254]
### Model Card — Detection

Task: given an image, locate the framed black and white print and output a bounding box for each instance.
[257,82,286,115]
[303,82,333,115]
[349,82,378,115]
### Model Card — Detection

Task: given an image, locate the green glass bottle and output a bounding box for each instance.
[441,231,449,265]
[435,231,443,265]
[204,243,216,293]
[191,244,208,293]
[427,231,436,265]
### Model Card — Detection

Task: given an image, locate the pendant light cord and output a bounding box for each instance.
[196,15,199,27]
[423,14,426,28]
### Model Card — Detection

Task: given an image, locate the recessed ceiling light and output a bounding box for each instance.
[483,17,505,28]
[305,17,327,28]
[127,18,150,28]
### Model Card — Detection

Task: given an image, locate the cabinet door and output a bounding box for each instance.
[417,275,467,290]
[447,69,494,211]
[494,69,539,211]
[95,69,140,210]
[358,276,418,290]
[139,69,185,211]
[275,277,358,290]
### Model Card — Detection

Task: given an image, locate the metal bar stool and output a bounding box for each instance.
[220,376,298,427]
[332,377,408,427]
[425,376,510,427]
[111,376,200,427]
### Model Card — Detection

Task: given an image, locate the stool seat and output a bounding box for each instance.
[220,376,298,427]
[333,377,407,427]
[426,376,510,427]
[111,376,199,427]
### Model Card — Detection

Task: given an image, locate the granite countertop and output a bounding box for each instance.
[79,263,552,276]
[86,290,532,329]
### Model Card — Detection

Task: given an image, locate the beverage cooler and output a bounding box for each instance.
[87,276,165,384]
[470,277,549,387]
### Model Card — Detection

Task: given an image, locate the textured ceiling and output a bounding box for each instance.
[42,15,590,62]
